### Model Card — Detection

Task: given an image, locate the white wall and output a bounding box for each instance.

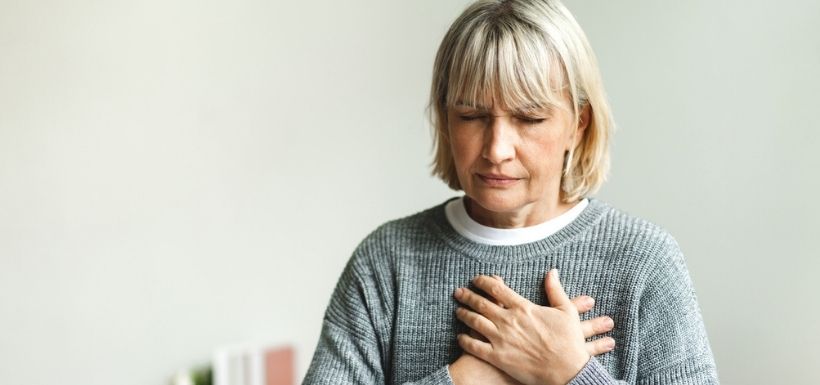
[0,1,816,384]
[568,2,820,384]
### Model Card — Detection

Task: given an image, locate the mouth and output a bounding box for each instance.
[476,173,521,187]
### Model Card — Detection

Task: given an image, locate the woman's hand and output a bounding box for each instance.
[449,278,615,385]
[453,269,602,385]
[449,353,521,385]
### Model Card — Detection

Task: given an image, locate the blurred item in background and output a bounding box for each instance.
[172,343,294,385]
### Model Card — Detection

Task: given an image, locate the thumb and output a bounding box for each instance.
[545,269,573,311]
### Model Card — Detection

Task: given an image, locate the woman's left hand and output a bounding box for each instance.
[453,269,590,385]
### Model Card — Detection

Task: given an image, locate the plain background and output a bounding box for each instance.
[1,0,818,384]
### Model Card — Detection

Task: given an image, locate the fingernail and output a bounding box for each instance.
[454,288,463,297]
[607,339,616,350]
[585,297,595,307]
[604,317,614,328]
[553,268,560,280]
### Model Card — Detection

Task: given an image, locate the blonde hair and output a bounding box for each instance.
[429,0,613,202]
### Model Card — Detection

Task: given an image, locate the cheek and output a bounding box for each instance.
[449,129,482,168]
[523,138,567,175]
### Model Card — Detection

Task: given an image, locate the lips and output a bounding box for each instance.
[477,173,521,187]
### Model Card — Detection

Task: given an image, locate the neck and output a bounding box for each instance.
[464,196,578,229]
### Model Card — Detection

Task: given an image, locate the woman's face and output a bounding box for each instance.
[447,96,587,227]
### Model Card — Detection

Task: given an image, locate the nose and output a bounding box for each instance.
[482,117,516,164]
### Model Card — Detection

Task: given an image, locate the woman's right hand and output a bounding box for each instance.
[448,294,615,385]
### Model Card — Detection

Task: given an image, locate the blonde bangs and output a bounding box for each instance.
[444,21,568,114]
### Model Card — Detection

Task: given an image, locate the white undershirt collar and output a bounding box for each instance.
[444,197,589,246]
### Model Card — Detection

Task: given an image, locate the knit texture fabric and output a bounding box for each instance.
[302,198,719,384]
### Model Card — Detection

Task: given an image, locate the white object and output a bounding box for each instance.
[213,341,294,385]
[445,196,589,245]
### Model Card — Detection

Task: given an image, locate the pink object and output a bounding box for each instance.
[264,346,295,385]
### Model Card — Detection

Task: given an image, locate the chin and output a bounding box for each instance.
[467,190,525,214]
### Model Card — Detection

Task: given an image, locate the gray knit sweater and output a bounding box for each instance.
[303,198,719,384]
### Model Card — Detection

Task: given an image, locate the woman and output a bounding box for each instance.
[303,0,719,384]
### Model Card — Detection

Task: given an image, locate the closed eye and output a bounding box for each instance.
[516,116,546,124]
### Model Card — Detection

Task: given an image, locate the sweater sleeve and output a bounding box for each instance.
[631,236,719,384]
[568,234,719,385]
[302,256,454,385]
[568,357,627,385]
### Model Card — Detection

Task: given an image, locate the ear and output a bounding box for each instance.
[574,103,591,147]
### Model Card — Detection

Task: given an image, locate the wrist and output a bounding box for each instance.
[449,354,515,385]
[552,352,590,385]
[448,355,470,385]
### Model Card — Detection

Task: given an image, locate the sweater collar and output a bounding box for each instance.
[428,197,610,263]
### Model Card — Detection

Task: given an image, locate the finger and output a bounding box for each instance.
[457,333,494,363]
[544,268,573,311]
[571,295,595,313]
[580,316,614,339]
[489,275,507,308]
[454,287,502,318]
[456,307,499,339]
[585,337,616,356]
[471,275,526,308]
